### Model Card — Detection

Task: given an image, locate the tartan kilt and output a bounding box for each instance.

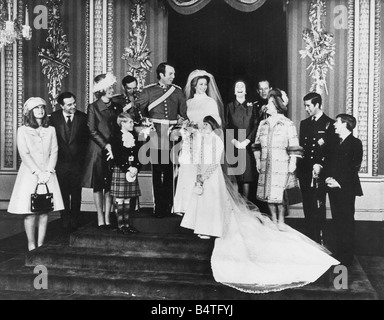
[111,166,141,199]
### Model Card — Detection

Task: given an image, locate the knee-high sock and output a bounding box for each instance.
[115,202,125,229]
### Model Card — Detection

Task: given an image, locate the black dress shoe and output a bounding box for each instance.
[117,227,127,234]
[98,225,107,231]
[105,224,118,231]
[126,226,140,234]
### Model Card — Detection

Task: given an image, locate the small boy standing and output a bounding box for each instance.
[110,113,141,234]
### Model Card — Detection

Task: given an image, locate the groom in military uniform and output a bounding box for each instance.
[136,62,187,218]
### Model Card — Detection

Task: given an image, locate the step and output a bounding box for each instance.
[0,290,144,300]
[0,256,378,300]
[25,245,212,275]
[70,229,215,255]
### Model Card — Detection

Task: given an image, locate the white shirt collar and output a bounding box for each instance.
[63,111,74,121]
[339,131,351,143]
[313,111,324,121]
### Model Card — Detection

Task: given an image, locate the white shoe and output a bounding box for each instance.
[278,222,286,232]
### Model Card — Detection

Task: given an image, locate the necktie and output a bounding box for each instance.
[67,116,72,129]
[66,116,72,141]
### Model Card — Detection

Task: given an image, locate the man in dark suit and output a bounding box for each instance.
[50,92,88,233]
[253,78,271,120]
[297,92,337,244]
[136,62,187,218]
[325,114,363,266]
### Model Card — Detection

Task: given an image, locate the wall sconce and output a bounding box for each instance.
[0,0,32,51]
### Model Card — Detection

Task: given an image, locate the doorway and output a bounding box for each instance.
[167,0,288,104]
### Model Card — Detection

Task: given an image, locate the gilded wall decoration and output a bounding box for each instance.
[300,0,336,95]
[122,0,152,90]
[38,0,71,108]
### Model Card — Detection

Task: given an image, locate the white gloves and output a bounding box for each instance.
[36,171,51,184]
[326,177,341,189]
[232,139,251,150]
[105,144,114,161]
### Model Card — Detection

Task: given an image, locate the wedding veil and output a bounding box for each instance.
[184,70,225,127]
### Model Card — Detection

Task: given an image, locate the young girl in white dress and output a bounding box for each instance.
[180,116,228,239]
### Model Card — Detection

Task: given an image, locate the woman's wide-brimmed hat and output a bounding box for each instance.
[93,73,117,93]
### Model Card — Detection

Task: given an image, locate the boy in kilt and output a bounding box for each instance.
[110,113,141,234]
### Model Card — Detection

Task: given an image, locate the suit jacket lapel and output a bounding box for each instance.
[55,114,67,142]
[68,112,79,144]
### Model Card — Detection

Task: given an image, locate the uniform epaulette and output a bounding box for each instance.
[144,83,157,89]
[171,84,182,90]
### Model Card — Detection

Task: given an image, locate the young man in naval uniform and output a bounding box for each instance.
[136,62,188,218]
[297,92,338,244]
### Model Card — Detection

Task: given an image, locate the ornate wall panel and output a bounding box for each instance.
[87,0,114,105]
[0,0,23,172]
[287,0,349,126]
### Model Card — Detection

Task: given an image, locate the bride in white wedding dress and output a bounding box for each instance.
[173,70,224,215]
[174,78,339,292]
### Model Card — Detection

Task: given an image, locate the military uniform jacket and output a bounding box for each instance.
[297,114,337,186]
[113,94,141,123]
[136,83,187,149]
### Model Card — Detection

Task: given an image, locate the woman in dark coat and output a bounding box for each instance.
[82,73,123,229]
[226,80,260,201]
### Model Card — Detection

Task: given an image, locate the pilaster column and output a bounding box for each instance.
[347,0,381,176]
[0,0,24,172]
[87,0,114,105]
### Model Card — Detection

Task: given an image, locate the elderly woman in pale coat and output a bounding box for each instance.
[8,98,64,251]
[253,89,303,231]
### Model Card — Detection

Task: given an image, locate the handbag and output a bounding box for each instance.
[284,173,303,205]
[31,183,54,213]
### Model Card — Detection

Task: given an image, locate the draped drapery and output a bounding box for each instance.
[166,0,266,15]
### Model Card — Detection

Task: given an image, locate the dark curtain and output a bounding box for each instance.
[166,0,266,14]
[167,0,288,104]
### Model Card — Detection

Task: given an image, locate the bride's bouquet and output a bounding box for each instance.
[135,117,155,140]
[170,119,199,142]
[181,120,199,136]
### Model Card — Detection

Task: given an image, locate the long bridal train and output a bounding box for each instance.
[211,174,340,294]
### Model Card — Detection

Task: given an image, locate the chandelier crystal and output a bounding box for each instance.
[0,0,32,51]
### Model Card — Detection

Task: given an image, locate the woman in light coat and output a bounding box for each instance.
[8,98,64,251]
[253,89,302,231]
